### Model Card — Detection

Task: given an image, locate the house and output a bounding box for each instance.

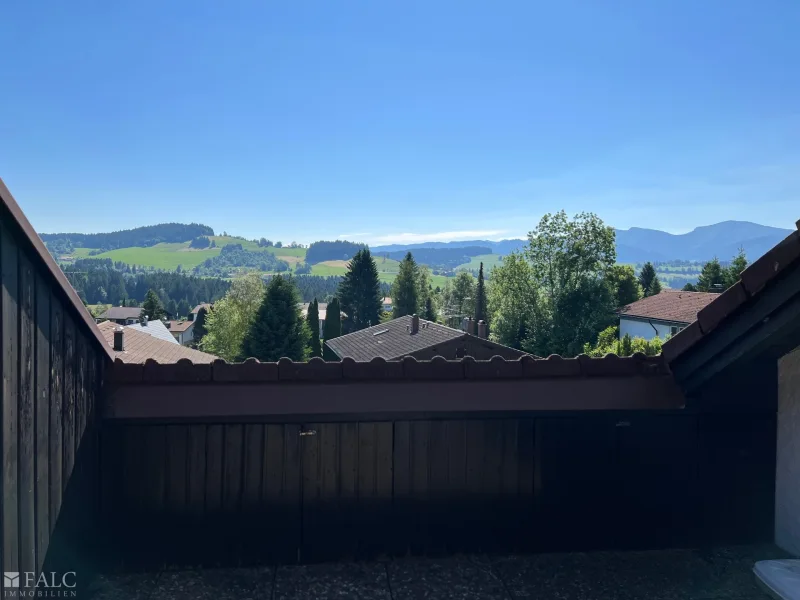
[382,296,392,312]
[2,177,800,588]
[96,305,141,325]
[189,303,212,321]
[618,290,718,340]
[97,320,216,363]
[325,314,529,361]
[166,319,196,345]
[125,316,179,344]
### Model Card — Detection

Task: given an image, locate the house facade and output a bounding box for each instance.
[619,290,718,340]
[166,319,196,345]
[96,306,141,325]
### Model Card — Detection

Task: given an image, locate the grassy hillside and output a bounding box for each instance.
[310,258,449,287]
[455,254,504,273]
[70,237,307,271]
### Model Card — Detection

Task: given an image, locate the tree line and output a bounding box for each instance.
[305,240,367,264]
[42,222,214,250]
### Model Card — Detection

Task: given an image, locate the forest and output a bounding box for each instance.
[305,240,366,264]
[379,246,491,270]
[191,244,289,277]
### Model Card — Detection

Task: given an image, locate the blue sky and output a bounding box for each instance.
[2,0,799,244]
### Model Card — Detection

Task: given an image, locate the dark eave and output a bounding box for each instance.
[0,178,114,360]
[618,314,691,326]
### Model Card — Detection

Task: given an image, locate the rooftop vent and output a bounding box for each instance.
[373,329,389,336]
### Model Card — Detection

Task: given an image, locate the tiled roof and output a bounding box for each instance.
[127,319,179,344]
[191,303,212,314]
[619,291,718,324]
[325,316,468,361]
[97,321,217,364]
[663,225,800,364]
[99,306,142,320]
[167,320,195,333]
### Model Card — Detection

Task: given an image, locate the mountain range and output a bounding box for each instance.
[373,221,794,264]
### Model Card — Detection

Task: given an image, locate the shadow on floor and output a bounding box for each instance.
[87,544,789,600]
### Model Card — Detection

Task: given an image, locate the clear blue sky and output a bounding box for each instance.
[2,0,799,244]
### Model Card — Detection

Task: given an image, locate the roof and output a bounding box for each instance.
[191,303,212,314]
[663,225,800,367]
[99,306,142,320]
[325,316,471,361]
[619,290,718,324]
[127,319,179,344]
[167,319,195,333]
[0,178,114,359]
[97,321,217,364]
[382,297,392,304]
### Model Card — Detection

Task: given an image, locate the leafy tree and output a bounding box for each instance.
[582,325,664,357]
[606,265,642,307]
[200,273,264,361]
[392,252,420,318]
[241,275,309,362]
[724,248,748,289]
[275,241,283,248]
[682,282,698,292]
[487,252,538,349]
[424,296,436,321]
[322,297,342,360]
[140,289,166,320]
[638,262,662,297]
[338,248,383,332]
[696,257,725,292]
[189,236,211,249]
[307,299,322,357]
[474,262,488,325]
[620,333,633,357]
[441,271,476,323]
[524,211,616,356]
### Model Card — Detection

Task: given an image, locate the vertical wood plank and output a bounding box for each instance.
[428,420,448,552]
[76,332,87,444]
[374,422,393,500]
[62,313,75,484]
[48,297,63,531]
[242,424,263,512]
[186,425,207,516]
[18,252,35,573]
[223,424,243,513]
[205,425,224,513]
[409,420,431,553]
[165,426,188,513]
[1,222,19,572]
[141,426,166,513]
[445,420,467,550]
[392,421,411,555]
[34,274,50,568]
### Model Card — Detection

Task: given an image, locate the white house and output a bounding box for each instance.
[618,290,718,341]
[166,319,196,346]
[382,297,392,313]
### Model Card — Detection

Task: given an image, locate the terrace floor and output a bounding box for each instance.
[87,544,788,600]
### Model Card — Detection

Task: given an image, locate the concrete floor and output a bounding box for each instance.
[87,544,788,600]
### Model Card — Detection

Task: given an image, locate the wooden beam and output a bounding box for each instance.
[104,375,684,422]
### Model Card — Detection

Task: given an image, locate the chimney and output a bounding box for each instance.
[142,315,148,326]
[113,327,125,352]
[411,314,419,334]
[477,320,487,339]
[461,317,468,332]
[467,317,475,335]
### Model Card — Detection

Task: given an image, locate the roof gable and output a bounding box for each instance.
[619,290,718,324]
[98,321,216,363]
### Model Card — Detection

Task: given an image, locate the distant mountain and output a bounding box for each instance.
[371,239,526,255]
[41,223,215,250]
[373,221,792,265]
[614,221,793,263]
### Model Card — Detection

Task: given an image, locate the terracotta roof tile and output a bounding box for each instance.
[99,306,142,320]
[619,290,718,324]
[166,320,195,333]
[97,320,217,364]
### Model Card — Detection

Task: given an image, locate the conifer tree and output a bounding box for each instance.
[240,276,309,361]
[696,257,725,292]
[322,297,342,360]
[140,289,166,320]
[638,262,662,297]
[338,249,382,332]
[392,252,419,318]
[474,262,487,325]
[307,298,322,357]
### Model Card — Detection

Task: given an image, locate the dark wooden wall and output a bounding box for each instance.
[100,409,776,567]
[0,217,105,582]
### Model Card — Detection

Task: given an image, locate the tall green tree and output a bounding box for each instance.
[423,296,436,321]
[724,248,748,289]
[638,262,662,297]
[524,211,616,356]
[392,252,420,318]
[474,262,488,325]
[322,297,342,360]
[193,307,208,344]
[441,271,476,323]
[696,257,725,292]
[241,275,309,362]
[306,299,322,358]
[607,265,642,307]
[200,273,264,361]
[167,298,178,319]
[338,248,382,332]
[140,289,166,320]
[177,298,191,319]
[487,252,538,350]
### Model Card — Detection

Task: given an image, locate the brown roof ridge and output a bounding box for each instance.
[0,178,114,360]
[108,352,670,383]
[662,225,800,363]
